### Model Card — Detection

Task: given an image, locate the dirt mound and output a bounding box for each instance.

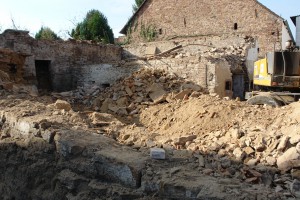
[117,92,300,194]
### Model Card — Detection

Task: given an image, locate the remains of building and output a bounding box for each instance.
[1,1,300,199]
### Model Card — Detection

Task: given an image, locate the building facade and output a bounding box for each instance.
[121,0,294,54]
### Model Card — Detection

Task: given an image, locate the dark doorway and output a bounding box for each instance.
[232,74,244,100]
[35,60,52,91]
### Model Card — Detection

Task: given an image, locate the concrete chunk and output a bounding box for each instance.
[150,148,166,160]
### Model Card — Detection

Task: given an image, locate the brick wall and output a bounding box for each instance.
[126,0,283,54]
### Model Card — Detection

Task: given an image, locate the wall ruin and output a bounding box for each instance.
[0,30,127,92]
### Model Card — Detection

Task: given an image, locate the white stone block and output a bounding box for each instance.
[150,148,166,160]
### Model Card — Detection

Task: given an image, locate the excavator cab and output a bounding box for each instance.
[247,51,300,106]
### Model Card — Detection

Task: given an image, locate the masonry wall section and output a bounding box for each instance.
[127,0,283,54]
[0,30,127,92]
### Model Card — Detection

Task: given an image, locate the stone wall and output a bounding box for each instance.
[128,53,232,98]
[0,30,124,92]
[73,64,139,87]
[123,35,249,58]
[125,0,286,54]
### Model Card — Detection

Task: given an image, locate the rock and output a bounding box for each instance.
[100,98,113,112]
[170,167,181,175]
[117,108,128,115]
[116,97,128,107]
[173,135,197,145]
[290,179,300,198]
[296,142,300,153]
[125,86,133,96]
[186,142,198,151]
[254,143,266,152]
[196,154,205,167]
[275,185,284,193]
[174,89,191,100]
[146,140,156,148]
[277,147,300,171]
[150,148,166,160]
[244,146,255,155]
[54,100,72,111]
[291,169,300,179]
[108,104,119,113]
[147,83,166,102]
[277,136,289,151]
[233,147,246,161]
[134,96,144,103]
[208,142,221,151]
[230,128,242,139]
[265,156,276,166]
[245,158,258,166]
[290,135,300,145]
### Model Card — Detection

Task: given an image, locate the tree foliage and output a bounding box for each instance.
[71,10,114,44]
[132,0,144,13]
[35,26,60,40]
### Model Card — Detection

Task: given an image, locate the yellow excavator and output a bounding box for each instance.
[246,47,300,106]
[245,15,300,106]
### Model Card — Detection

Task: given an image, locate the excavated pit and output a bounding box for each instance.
[0,99,148,200]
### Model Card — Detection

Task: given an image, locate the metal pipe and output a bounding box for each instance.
[282,51,286,82]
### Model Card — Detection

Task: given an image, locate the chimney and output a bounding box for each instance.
[291,15,300,47]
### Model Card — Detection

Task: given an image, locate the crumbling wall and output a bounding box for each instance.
[73,64,139,87]
[125,0,283,54]
[0,48,27,89]
[123,35,250,59]
[0,30,124,92]
[142,55,206,87]
[128,54,232,98]
[214,60,232,97]
[123,35,250,98]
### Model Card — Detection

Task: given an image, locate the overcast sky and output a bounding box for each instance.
[0,0,299,39]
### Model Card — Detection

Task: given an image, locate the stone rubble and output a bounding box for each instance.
[0,53,300,199]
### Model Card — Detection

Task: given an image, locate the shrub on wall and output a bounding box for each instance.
[140,24,157,42]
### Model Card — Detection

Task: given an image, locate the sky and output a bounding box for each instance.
[0,0,299,39]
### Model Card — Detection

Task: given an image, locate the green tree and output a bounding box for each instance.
[71,10,114,44]
[35,26,60,40]
[132,0,144,13]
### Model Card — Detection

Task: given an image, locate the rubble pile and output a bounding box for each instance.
[54,68,206,116]
[92,68,205,115]
[1,61,300,198]
[116,93,300,198]
[0,69,300,199]
[201,43,249,73]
